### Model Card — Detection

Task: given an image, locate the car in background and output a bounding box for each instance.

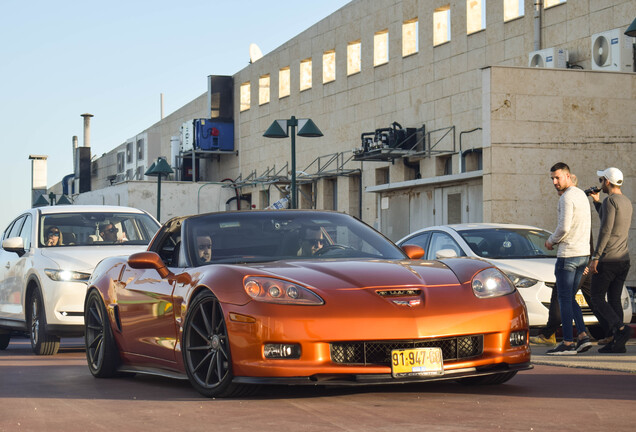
[0,205,160,354]
[84,210,531,398]
[397,223,633,334]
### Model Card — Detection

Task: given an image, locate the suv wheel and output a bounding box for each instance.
[29,288,60,355]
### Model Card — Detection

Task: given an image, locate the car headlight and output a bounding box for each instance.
[244,277,324,305]
[472,267,515,298]
[504,272,539,289]
[44,269,91,283]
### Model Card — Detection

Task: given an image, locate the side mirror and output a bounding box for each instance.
[401,244,425,260]
[435,249,458,259]
[2,237,26,257]
[128,251,171,278]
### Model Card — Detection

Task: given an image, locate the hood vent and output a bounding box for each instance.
[376,289,421,297]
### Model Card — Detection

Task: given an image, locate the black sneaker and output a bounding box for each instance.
[598,342,627,354]
[575,337,592,353]
[546,342,577,356]
[612,326,632,350]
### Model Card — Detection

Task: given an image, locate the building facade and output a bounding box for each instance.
[62,0,636,284]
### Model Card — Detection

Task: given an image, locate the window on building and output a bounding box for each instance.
[347,40,361,75]
[374,30,389,66]
[402,18,418,57]
[136,138,144,160]
[544,0,566,8]
[503,0,524,21]
[300,58,312,91]
[467,0,486,35]
[433,6,451,46]
[259,74,270,105]
[240,82,250,111]
[323,50,336,83]
[126,142,133,164]
[117,152,125,173]
[279,67,290,98]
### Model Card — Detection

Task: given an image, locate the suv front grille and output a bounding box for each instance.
[330,335,483,366]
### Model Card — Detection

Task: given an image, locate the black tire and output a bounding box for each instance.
[84,290,121,378]
[0,333,9,350]
[458,371,518,386]
[29,288,60,355]
[183,291,248,398]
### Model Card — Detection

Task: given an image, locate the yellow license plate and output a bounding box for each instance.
[391,347,443,378]
[575,292,588,307]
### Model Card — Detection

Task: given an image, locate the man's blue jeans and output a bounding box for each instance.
[555,256,589,342]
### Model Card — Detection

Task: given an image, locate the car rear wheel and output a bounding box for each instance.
[183,291,250,398]
[0,333,9,350]
[457,371,518,385]
[85,289,121,377]
[29,289,60,355]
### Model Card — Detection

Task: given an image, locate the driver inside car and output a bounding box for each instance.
[298,227,326,256]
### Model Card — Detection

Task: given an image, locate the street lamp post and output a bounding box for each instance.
[145,157,174,222]
[263,115,323,209]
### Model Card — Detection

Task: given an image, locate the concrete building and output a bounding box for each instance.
[53,0,636,284]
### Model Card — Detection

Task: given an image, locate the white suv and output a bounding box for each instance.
[0,205,160,355]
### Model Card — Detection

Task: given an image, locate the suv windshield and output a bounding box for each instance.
[458,228,557,259]
[40,212,159,247]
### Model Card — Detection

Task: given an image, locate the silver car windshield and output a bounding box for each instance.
[458,228,558,259]
[40,212,160,247]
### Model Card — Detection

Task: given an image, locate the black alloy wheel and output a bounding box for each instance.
[29,288,60,355]
[84,290,121,378]
[183,291,247,398]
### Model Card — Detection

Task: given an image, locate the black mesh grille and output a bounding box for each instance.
[330,335,483,365]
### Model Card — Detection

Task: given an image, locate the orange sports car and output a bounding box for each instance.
[84,210,531,397]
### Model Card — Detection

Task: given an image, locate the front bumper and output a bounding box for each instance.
[233,361,533,386]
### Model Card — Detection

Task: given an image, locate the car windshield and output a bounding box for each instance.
[40,212,159,247]
[458,228,557,259]
[184,211,406,265]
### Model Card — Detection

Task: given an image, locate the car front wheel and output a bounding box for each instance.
[182,291,250,398]
[29,288,60,355]
[84,289,121,377]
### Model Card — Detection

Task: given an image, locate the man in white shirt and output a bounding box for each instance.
[544,162,592,355]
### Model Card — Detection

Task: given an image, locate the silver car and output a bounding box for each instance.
[397,223,632,335]
[0,205,160,355]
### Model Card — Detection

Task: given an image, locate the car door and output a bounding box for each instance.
[0,215,28,320]
[114,234,180,364]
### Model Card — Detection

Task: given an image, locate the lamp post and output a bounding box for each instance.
[263,116,323,209]
[145,157,174,221]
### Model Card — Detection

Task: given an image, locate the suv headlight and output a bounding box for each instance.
[44,269,91,283]
[472,267,515,298]
[504,272,539,289]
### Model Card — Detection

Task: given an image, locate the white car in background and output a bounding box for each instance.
[397,223,632,335]
[0,205,160,355]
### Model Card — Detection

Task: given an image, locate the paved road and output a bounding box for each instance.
[1,337,635,432]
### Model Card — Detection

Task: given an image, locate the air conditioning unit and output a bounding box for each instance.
[528,47,568,68]
[591,28,633,72]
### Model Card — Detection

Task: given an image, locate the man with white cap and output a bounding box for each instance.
[588,167,632,353]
